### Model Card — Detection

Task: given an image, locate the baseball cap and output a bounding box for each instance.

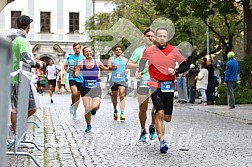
[17,15,33,27]
[227,51,235,59]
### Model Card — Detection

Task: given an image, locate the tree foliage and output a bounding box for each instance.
[152,0,244,62]
[85,0,158,58]
[86,0,246,63]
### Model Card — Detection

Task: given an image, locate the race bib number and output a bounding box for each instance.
[84,80,97,88]
[113,72,123,79]
[139,78,150,88]
[161,81,174,92]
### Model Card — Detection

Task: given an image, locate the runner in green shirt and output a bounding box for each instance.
[126,28,157,142]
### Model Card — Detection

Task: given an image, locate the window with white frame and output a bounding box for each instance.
[69,12,79,33]
[11,11,21,28]
[40,12,51,33]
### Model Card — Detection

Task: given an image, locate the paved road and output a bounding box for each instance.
[8,92,252,167]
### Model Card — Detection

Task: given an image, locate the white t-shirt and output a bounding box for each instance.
[46,64,59,80]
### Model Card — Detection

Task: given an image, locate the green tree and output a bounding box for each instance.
[85,0,158,58]
[152,0,244,61]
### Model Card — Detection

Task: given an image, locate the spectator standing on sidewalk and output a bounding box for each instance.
[206,55,215,105]
[224,51,239,109]
[7,15,41,144]
[186,64,199,104]
[195,58,208,105]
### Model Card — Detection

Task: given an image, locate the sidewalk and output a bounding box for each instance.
[175,99,252,124]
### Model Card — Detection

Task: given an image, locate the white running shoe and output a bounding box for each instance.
[7,125,15,144]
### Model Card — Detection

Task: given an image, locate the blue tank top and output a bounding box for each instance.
[66,54,85,82]
[82,60,100,88]
[111,55,126,82]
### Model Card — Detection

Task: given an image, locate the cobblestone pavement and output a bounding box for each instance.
[7,92,252,167]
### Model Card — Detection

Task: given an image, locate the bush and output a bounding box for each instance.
[215,83,252,105]
[240,54,252,87]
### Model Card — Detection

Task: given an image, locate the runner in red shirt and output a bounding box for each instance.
[138,27,188,153]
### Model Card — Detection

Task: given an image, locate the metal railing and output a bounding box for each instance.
[6,61,42,167]
[176,76,188,102]
[0,37,12,167]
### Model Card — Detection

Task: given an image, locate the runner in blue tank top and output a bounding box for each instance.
[73,47,114,133]
[64,42,85,120]
[107,46,129,121]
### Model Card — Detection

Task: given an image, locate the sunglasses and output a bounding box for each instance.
[146,35,154,37]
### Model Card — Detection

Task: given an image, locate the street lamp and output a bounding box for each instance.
[207,26,210,55]
[92,0,95,17]
[205,9,210,55]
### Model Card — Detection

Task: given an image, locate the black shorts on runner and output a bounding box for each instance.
[69,80,82,91]
[137,81,150,95]
[109,81,127,91]
[48,79,56,87]
[151,88,174,115]
[79,86,102,98]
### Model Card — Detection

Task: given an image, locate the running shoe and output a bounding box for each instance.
[139,129,147,142]
[160,140,168,153]
[120,114,125,121]
[85,125,92,133]
[90,109,97,115]
[149,125,157,140]
[7,125,15,144]
[70,104,74,114]
[72,111,77,120]
[114,112,118,120]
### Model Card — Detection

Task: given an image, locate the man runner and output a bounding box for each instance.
[138,27,188,153]
[107,46,128,121]
[64,42,85,120]
[127,28,156,141]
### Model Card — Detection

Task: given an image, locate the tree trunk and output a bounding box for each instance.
[243,0,252,55]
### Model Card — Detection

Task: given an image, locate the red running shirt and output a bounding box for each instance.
[142,44,185,87]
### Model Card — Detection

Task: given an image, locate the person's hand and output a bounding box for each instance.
[110,64,117,70]
[168,68,176,75]
[224,82,227,86]
[195,76,198,80]
[72,66,76,72]
[136,72,143,79]
[124,69,129,75]
[72,67,77,78]
[98,76,102,82]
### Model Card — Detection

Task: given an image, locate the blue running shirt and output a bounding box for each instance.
[111,55,127,82]
[66,54,85,82]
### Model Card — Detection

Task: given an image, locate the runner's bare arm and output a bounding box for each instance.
[126,60,138,69]
[64,63,70,73]
[72,62,82,78]
[107,57,117,70]
[97,60,110,71]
